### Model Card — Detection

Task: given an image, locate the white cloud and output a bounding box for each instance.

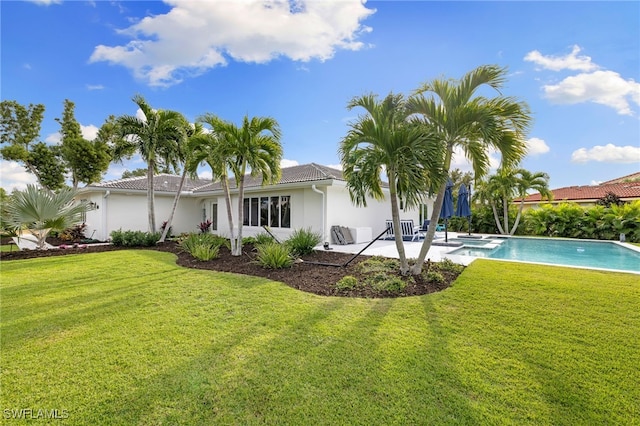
[0,160,38,192]
[526,137,550,156]
[43,124,100,144]
[198,170,213,181]
[81,124,100,141]
[89,0,375,87]
[542,70,640,115]
[571,143,640,164]
[450,146,501,176]
[280,159,299,168]
[25,0,61,5]
[135,108,146,121]
[524,45,598,72]
[325,163,342,170]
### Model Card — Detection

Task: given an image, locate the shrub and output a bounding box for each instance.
[198,220,212,234]
[335,275,360,290]
[110,229,160,247]
[285,228,322,257]
[367,273,407,293]
[357,257,399,275]
[254,243,293,269]
[59,223,87,242]
[190,244,220,261]
[426,271,445,284]
[436,258,465,274]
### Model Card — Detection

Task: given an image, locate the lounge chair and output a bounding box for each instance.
[384,219,422,241]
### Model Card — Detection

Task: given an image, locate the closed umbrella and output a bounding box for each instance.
[440,179,454,242]
[456,183,472,235]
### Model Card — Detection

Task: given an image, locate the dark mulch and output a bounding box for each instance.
[1,239,459,298]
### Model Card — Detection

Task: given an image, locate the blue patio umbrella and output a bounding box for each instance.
[440,179,454,242]
[456,183,472,235]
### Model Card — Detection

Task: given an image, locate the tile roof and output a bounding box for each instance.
[192,163,344,193]
[85,164,345,194]
[523,181,640,203]
[600,171,640,185]
[87,174,210,192]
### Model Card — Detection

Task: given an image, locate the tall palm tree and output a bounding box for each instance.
[190,113,237,248]
[158,120,204,243]
[339,93,445,274]
[223,115,283,256]
[407,65,532,274]
[510,168,552,234]
[3,185,89,250]
[114,95,185,232]
[191,114,283,256]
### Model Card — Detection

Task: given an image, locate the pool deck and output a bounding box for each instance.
[315,232,494,266]
[315,233,640,274]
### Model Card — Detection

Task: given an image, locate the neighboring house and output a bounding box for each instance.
[79,163,432,243]
[519,171,640,209]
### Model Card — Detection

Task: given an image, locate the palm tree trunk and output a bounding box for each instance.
[502,194,509,234]
[233,174,246,256]
[509,200,526,235]
[409,179,446,275]
[491,200,506,234]
[387,169,409,274]
[158,169,187,243]
[220,175,236,253]
[147,163,156,232]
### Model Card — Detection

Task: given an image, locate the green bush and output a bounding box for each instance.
[356,257,399,275]
[110,229,160,247]
[179,233,228,259]
[335,275,360,290]
[436,258,465,274]
[366,272,407,293]
[285,228,322,257]
[190,244,220,261]
[426,271,445,284]
[254,243,293,269]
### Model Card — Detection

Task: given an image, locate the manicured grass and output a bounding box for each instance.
[0,244,17,252]
[1,251,638,425]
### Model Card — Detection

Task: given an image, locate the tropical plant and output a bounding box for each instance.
[198,220,212,234]
[109,229,160,247]
[596,191,624,207]
[113,95,185,233]
[407,65,532,274]
[476,167,551,235]
[2,184,89,249]
[254,242,293,269]
[158,121,203,243]
[339,93,445,274]
[193,113,283,256]
[285,228,322,257]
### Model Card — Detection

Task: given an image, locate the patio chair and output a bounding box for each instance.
[385,220,421,241]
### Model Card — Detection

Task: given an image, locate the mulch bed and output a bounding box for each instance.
[1,239,459,298]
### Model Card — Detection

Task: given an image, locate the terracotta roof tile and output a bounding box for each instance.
[523,181,640,202]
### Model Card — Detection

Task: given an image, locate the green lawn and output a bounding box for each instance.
[1,251,638,425]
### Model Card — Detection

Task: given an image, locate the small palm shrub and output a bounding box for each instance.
[179,233,228,259]
[254,243,293,269]
[190,243,220,261]
[285,228,321,257]
[110,230,160,247]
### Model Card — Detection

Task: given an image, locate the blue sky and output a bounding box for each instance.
[2,0,639,192]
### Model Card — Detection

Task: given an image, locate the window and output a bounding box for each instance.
[243,195,291,228]
[211,203,218,231]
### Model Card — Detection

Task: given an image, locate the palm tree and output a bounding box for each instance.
[509,168,552,234]
[158,121,204,243]
[407,65,532,274]
[114,95,185,232]
[222,115,283,256]
[191,114,283,256]
[190,113,237,249]
[3,185,89,250]
[339,93,445,274]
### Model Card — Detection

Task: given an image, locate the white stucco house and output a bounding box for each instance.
[78,163,434,243]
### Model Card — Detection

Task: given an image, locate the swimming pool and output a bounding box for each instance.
[449,237,640,273]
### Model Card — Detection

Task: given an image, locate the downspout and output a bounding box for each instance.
[311,185,325,242]
[102,190,110,241]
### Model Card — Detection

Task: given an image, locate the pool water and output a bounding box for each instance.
[449,237,640,273]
